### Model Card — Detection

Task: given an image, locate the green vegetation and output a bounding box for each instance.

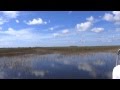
[0,46,120,57]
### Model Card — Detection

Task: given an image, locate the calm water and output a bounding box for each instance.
[0,52,116,79]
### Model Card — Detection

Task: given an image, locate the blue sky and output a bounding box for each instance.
[0,11,120,47]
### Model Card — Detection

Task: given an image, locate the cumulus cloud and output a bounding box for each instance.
[76,16,94,31]
[113,11,120,15]
[103,13,114,22]
[86,16,94,22]
[0,11,19,25]
[25,18,47,25]
[91,27,104,33]
[1,11,19,19]
[114,11,120,24]
[16,20,19,23]
[113,11,120,21]
[76,21,92,31]
[103,11,120,25]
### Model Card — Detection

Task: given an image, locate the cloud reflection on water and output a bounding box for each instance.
[0,52,116,79]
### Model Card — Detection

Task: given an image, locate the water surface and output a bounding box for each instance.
[0,52,116,79]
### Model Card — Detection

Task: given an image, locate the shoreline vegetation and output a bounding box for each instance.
[0,46,120,57]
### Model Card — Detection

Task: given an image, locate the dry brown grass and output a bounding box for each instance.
[0,46,120,57]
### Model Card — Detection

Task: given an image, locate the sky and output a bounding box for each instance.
[0,11,120,47]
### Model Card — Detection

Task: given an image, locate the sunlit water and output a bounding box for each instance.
[0,52,116,79]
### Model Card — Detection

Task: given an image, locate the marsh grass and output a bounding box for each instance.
[0,46,119,57]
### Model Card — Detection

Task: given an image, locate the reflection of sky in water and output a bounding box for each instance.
[0,52,116,79]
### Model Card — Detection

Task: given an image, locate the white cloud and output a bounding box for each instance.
[26,18,47,25]
[0,11,19,25]
[62,29,69,34]
[0,27,54,47]
[1,11,19,19]
[53,29,70,37]
[76,21,92,31]
[91,27,104,33]
[103,13,114,22]
[113,11,120,22]
[103,11,120,24]
[86,16,94,22]
[16,20,19,23]
[76,16,94,31]
[113,11,120,15]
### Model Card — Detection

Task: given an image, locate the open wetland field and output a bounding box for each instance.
[0,46,119,79]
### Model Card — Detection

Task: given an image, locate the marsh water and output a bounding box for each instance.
[0,52,116,79]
